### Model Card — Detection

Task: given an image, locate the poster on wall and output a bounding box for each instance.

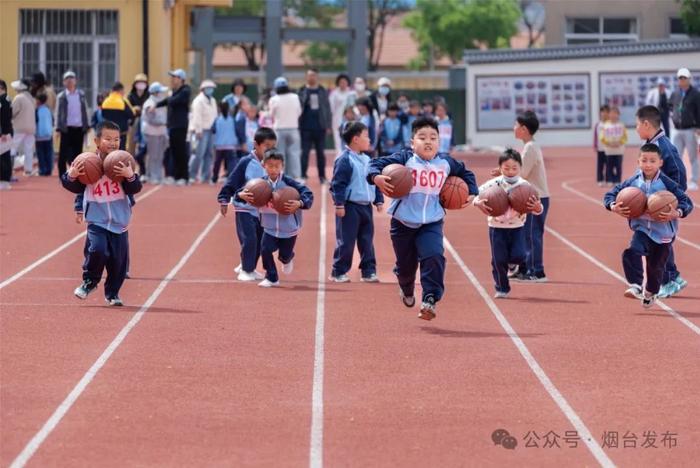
[599,71,677,127]
[476,74,590,131]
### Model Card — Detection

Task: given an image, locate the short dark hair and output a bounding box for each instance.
[96,120,121,137]
[409,100,420,108]
[600,104,610,112]
[412,116,439,135]
[36,93,48,104]
[335,73,351,87]
[640,143,661,155]
[387,103,400,112]
[254,127,277,145]
[231,78,246,93]
[342,121,368,145]
[498,148,522,166]
[220,100,230,118]
[636,105,661,129]
[112,82,124,92]
[307,68,319,74]
[356,97,371,109]
[0,80,6,92]
[263,148,285,163]
[516,110,540,135]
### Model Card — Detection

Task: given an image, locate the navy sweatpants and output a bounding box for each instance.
[82,224,129,299]
[596,151,607,183]
[662,244,680,284]
[623,231,672,295]
[331,202,376,277]
[390,218,445,303]
[606,154,623,183]
[490,227,526,294]
[517,197,549,277]
[261,233,296,283]
[235,212,263,273]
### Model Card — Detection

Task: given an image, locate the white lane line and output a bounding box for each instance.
[9,211,220,468]
[561,180,700,252]
[0,185,162,290]
[444,238,615,468]
[309,188,327,468]
[545,226,700,336]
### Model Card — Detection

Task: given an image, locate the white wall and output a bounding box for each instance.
[464,52,698,147]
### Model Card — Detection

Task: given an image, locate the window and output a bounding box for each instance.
[669,18,688,39]
[565,17,638,45]
[19,9,119,111]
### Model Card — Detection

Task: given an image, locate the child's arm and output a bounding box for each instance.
[61,160,87,194]
[620,125,628,146]
[659,173,694,219]
[520,144,537,179]
[121,174,143,195]
[217,158,250,212]
[445,155,479,197]
[603,177,635,216]
[366,149,411,184]
[284,176,314,210]
[330,155,352,207]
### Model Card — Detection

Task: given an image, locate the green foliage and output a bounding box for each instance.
[679,0,700,36]
[215,0,265,16]
[404,0,521,65]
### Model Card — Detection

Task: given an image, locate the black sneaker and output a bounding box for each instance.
[74,280,97,299]
[510,272,530,282]
[507,265,520,278]
[418,296,436,321]
[106,297,124,307]
[399,287,415,308]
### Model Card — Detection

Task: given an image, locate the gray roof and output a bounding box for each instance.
[462,39,700,64]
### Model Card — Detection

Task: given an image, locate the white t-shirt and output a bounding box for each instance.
[269,93,302,129]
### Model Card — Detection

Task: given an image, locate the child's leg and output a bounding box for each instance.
[596,151,606,183]
[612,155,623,183]
[35,141,48,175]
[622,231,647,288]
[277,236,297,264]
[260,232,280,282]
[646,241,672,295]
[605,156,616,184]
[104,231,129,299]
[83,224,109,285]
[525,197,549,277]
[661,245,680,284]
[415,221,446,303]
[236,212,261,273]
[331,203,361,277]
[489,227,511,293]
[201,132,214,182]
[390,218,419,298]
[356,204,377,277]
[212,150,224,183]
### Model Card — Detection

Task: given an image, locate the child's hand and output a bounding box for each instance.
[75,212,84,224]
[336,206,345,218]
[475,199,493,215]
[68,159,85,179]
[284,199,303,213]
[239,189,255,203]
[656,207,681,221]
[373,175,394,196]
[376,203,383,213]
[113,161,135,179]
[526,195,542,213]
[490,167,501,177]
[461,194,475,209]
[220,204,228,217]
[612,202,631,218]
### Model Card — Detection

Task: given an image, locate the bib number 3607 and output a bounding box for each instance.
[411,169,445,189]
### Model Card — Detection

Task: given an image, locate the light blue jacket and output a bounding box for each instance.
[258,175,314,238]
[212,115,239,149]
[35,105,53,140]
[330,148,384,206]
[217,153,266,217]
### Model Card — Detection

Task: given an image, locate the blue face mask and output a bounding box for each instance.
[378,86,390,96]
[503,175,519,184]
[204,88,215,97]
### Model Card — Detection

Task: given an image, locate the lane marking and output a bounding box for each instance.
[309,188,327,468]
[561,180,700,252]
[9,211,220,468]
[0,185,162,290]
[444,237,615,468]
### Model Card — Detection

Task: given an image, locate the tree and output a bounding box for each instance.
[679,0,700,36]
[216,0,266,71]
[520,1,545,47]
[367,0,412,71]
[404,0,521,65]
[286,0,348,71]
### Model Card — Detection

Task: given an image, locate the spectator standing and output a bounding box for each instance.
[56,70,89,176]
[156,69,192,186]
[347,77,371,108]
[30,72,56,112]
[370,76,392,120]
[10,79,36,176]
[645,78,671,136]
[141,82,169,184]
[669,67,700,190]
[378,103,403,156]
[241,102,259,155]
[0,80,13,190]
[330,73,352,152]
[211,100,243,184]
[268,76,302,180]
[127,73,149,169]
[298,68,332,183]
[35,93,54,176]
[189,79,218,184]
[222,78,247,113]
[101,82,135,150]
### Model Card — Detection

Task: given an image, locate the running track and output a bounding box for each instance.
[1,146,698,467]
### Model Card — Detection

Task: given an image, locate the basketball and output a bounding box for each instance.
[74,152,103,185]
[272,186,300,214]
[244,178,273,207]
[439,176,469,209]
[479,184,510,217]
[103,150,137,183]
[508,183,539,213]
[381,164,413,198]
[646,190,678,221]
[615,186,647,218]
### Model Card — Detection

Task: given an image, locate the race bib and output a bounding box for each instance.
[410,167,446,195]
[86,175,125,203]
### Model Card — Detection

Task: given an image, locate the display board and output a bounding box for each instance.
[599,71,677,127]
[476,74,591,131]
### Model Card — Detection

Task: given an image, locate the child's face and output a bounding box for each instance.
[409,104,420,116]
[610,110,620,121]
[263,158,284,180]
[246,106,257,119]
[600,110,609,121]
[435,105,447,118]
[234,84,245,95]
[638,151,663,178]
[344,109,355,120]
[387,109,398,118]
[358,105,369,115]
[635,117,655,140]
[353,129,371,153]
[411,126,439,160]
[94,129,120,156]
[253,138,277,158]
[500,159,521,178]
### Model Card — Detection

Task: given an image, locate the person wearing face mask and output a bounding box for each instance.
[101,81,135,150]
[0,80,13,190]
[371,77,393,120]
[330,73,352,153]
[127,73,150,165]
[189,79,218,184]
[347,77,371,109]
[141,82,169,184]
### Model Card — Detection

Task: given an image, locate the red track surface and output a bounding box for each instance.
[1,147,698,467]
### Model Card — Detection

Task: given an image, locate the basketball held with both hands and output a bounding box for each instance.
[243,178,273,207]
[103,150,137,183]
[272,186,301,214]
[615,187,647,219]
[72,152,103,185]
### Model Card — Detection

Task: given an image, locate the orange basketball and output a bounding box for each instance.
[73,152,103,185]
[479,184,510,217]
[272,186,300,214]
[439,176,470,210]
[381,164,413,198]
[103,150,137,183]
[508,183,539,214]
[244,178,273,207]
[646,190,678,221]
[615,186,647,218]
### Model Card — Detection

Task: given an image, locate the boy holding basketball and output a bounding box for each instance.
[330,121,384,283]
[604,143,692,308]
[474,149,543,298]
[61,120,142,306]
[253,149,313,288]
[218,127,277,281]
[635,105,689,298]
[368,117,478,320]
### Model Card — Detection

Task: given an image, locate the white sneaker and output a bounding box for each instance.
[0,181,11,190]
[361,273,379,283]
[140,175,149,183]
[624,284,643,299]
[282,260,294,275]
[188,178,196,185]
[234,264,242,274]
[494,291,509,299]
[164,177,175,185]
[176,179,187,186]
[237,270,257,282]
[258,278,280,288]
[329,274,350,283]
[253,270,265,280]
[688,181,699,191]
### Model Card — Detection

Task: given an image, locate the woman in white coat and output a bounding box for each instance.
[329,73,352,152]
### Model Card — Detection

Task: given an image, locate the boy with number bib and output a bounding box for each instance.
[368,117,478,320]
[61,120,142,306]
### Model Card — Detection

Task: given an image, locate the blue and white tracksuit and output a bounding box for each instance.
[604,170,693,294]
[257,175,314,282]
[379,117,403,156]
[218,153,266,273]
[61,172,142,299]
[330,147,385,277]
[368,149,478,303]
